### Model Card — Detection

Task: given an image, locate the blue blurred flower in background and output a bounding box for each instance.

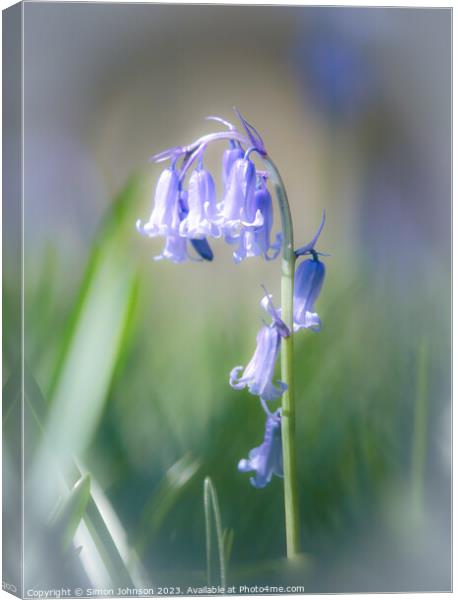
[292,22,377,123]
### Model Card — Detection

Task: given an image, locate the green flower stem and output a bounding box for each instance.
[263,157,300,558]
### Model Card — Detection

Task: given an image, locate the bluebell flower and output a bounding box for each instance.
[220,158,263,241]
[136,167,180,237]
[230,324,287,402]
[233,176,282,263]
[149,189,212,263]
[179,168,221,239]
[293,256,325,331]
[293,210,326,331]
[222,145,244,189]
[238,409,283,488]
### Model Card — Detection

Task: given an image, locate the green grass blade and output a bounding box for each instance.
[46,176,143,400]
[24,365,136,588]
[134,454,201,558]
[203,477,226,588]
[222,528,234,567]
[31,178,143,485]
[50,474,91,552]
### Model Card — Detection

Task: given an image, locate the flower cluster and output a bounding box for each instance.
[137,110,326,488]
[136,113,281,264]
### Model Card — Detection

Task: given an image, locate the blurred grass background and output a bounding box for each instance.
[3,3,451,594]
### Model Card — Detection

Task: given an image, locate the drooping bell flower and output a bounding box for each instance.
[179,168,221,239]
[149,188,208,263]
[293,256,325,331]
[177,189,214,262]
[238,409,283,488]
[233,176,282,263]
[230,324,287,402]
[293,210,327,331]
[222,145,244,189]
[136,167,180,237]
[220,158,263,241]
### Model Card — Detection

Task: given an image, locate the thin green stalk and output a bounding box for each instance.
[263,157,300,558]
[203,477,226,588]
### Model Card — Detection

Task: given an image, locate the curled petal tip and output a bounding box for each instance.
[238,459,250,472]
[229,366,245,389]
[136,219,145,235]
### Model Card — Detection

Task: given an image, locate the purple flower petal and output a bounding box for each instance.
[136,168,181,237]
[293,257,325,331]
[190,238,214,262]
[154,234,188,263]
[179,169,221,239]
[232,177,282,263]
[229,325,287,402]
[233,107,267,156]
[238,410,283,488]
[222,147,244,189]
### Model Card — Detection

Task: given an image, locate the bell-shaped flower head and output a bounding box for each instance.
[233,176,282,263]
[222,145,245,189]
[238,409,283,488]
[293,257,325,331]
[230,324,287,402]
[293,211,327,331]
[220,158,263,241]
[136,167,181,237]
[150,188,212,263]
[179,168,221,239]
